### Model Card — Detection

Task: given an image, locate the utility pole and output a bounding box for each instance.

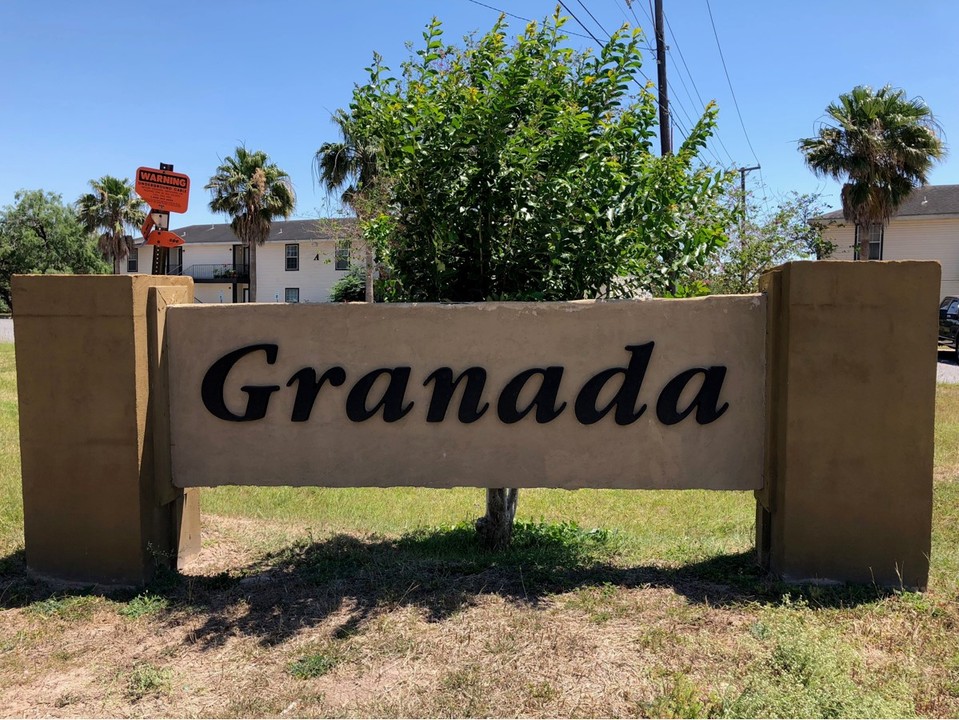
[738,165,761,227]
[654,0,670,156]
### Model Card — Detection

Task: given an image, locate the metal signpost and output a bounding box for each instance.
[135,163,191,275]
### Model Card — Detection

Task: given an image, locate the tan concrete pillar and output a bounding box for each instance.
[757,261,939,588]
[13,274,199,586]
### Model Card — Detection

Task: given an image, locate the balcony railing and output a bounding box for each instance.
[184,264,250,283]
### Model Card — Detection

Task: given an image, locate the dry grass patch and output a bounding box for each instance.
[1,512,958,717]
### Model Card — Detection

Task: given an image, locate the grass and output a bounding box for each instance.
[124,662,172,701]
[289,650,340,680]
[118,593,169,620]
[1,340,959,717]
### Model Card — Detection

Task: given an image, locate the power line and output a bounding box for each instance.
[575,0,613,38]
[556,1,603,45]
[662,11,735,166]
[464,0,595,41]
[557,0,653,83]
[704,0,761,166]
[614,0,723,165]
[610,0,635,28]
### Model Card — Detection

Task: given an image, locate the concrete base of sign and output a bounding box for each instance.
[756,261,938,589]
[13,274,199,586]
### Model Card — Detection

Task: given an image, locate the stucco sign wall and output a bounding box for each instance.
[166,297,766,490]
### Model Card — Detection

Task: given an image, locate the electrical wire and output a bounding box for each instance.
[557,0,653,83]
[611,0,724,166]
[464,0,595,40]
[575,0,613,38]
[663,11,735,166]
[704,0,761,166]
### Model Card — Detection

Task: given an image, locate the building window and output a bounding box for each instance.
[285,243,299,271]
[126,237,137,273]
[285,288,299,303]
[335,242,350,271]
[855,224,883,260]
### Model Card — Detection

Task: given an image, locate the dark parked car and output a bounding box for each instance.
[939,296,959,358]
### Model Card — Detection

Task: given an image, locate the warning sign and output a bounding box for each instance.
[144,229,185,248]
[135,167,190,213]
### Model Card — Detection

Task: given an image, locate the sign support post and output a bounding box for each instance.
[135,162,190,275]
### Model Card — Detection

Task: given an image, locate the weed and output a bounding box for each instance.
[26,595,100,620]
[526,681,559,702]
[749,620,770,640]
[565,582,630,623]
[645,673,723,718]
[125,662,172,701]
[724,608,913,718]
[897,590,941,616]
[54,692,81,708]
[119,593,169,619]
[289,651,339,680]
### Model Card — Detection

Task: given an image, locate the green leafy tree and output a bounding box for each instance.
[702,191,833,294]
[315,110,383,302]
[798,85,945,259]
[349,14,731,304]
[0,190,109,310]
[76,176,146,274]
[206,147,296,302]
[344,13,733,547]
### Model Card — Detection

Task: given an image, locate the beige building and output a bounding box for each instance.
[121,218,359,303]
[818,184,959,300]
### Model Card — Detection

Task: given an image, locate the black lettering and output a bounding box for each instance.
[287,366,346,422]
[497,367,566,423]
[201,344,280,422]
[423,367,489,423]
[656,367,730,425]
[346,368,414,422]
[574,342,653,425]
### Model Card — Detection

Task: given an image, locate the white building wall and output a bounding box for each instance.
[254,240,350,303]
[822,216,959,300]
[193,284,236,304]
[822,222,856,260]
[121,242,237,276]
[117,237,354,303]
[881,217,959,300]
[182,242,235,268]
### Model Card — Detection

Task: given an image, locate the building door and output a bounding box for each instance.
[232,244,249,270]
[166,247,183,275]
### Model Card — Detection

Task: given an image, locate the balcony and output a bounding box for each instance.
[184,264,250,283]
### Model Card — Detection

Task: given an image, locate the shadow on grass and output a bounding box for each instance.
[0,521,897,649]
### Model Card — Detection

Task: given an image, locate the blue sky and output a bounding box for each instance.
[2,0,957,227]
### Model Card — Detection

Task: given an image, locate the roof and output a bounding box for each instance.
[136,217,359,246]
[815,184,959,222]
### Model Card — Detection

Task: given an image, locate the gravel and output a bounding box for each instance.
[938,351,959,384]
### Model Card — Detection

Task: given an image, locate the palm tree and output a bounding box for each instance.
[76,176,146,274]
[206,147,296,302]
[314,110,380,302]
[799,85,945,259]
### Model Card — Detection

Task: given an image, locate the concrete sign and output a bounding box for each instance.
[166,297,766,490]
[11,262,940,588]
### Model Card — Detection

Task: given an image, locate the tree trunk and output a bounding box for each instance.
[249,241,257,302]
[475,488,519,549]
[857,223,868,261]
[365,241,374,303]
